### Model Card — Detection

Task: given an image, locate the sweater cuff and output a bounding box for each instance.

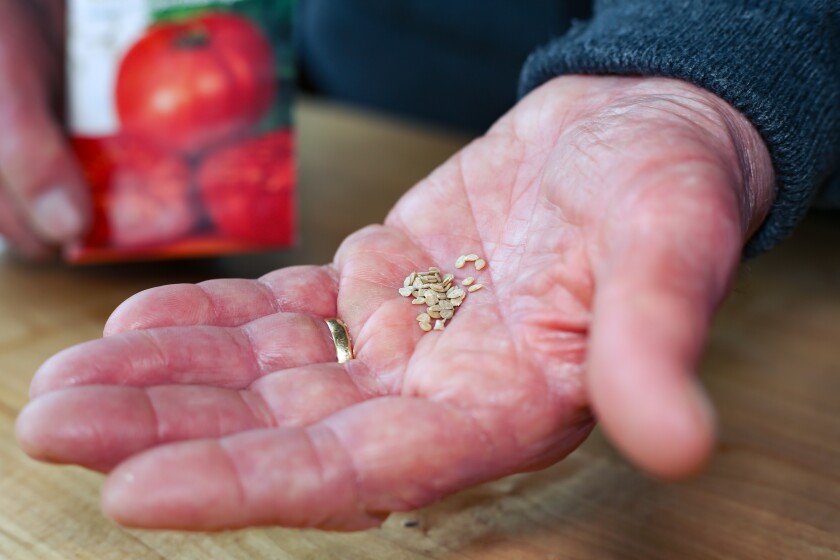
[519,1,840,257]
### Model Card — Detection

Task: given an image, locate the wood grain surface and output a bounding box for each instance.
[0,100,837,559]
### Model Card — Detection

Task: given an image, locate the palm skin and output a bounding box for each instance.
[17,76,774,531]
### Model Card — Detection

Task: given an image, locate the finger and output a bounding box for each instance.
[588,175,745,478]
[104,266,338,335]
[0,107,91,242]
[0,4,90,243]
[100,395,591,531]
[31,312,338,397]
[17,363,365,472]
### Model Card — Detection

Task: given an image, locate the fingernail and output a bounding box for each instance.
[32,188,85,241]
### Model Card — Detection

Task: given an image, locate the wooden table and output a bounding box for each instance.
[0,99,837,559]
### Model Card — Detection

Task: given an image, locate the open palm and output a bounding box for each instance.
[17,76,774,531]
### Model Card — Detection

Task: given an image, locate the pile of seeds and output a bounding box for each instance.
[398,254,486,332]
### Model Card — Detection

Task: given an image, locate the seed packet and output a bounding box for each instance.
[66,0,295,262]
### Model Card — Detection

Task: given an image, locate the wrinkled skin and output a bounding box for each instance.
[17,75,775,531]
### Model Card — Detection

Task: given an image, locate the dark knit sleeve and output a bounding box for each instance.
[518,0,840,256]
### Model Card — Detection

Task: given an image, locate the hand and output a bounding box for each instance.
[17,76,774,530]
[0,0,89,257]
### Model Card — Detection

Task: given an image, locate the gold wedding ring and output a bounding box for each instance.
[325,318,354,363]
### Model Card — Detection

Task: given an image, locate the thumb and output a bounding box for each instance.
[0,106,91,243]
[0,3,90,244]
[587,169,750,479]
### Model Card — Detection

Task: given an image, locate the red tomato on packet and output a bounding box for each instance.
[198,131,295,245]
[72,137,197,249]
[116,13,277,156]
[66,3,295,263]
